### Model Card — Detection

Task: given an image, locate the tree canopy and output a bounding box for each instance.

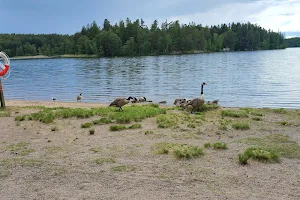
[0,19,287,57]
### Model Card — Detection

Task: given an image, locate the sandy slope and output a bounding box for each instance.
[0,100,299,200]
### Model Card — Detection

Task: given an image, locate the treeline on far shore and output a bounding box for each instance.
[284,37,300,47]
[0,18,288,58]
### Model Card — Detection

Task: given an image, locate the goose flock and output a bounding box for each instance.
[109,82,219,112]
[52,82,218,113]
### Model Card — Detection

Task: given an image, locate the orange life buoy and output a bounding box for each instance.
[0,51,10,77]
[0,64,9,76]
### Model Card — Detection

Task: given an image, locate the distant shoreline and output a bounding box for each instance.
[10,54,98,60]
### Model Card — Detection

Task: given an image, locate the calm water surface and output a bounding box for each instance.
[3,48,300,108]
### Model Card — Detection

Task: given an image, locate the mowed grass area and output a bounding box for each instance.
[2,103,300,199]
[14,104,166,124]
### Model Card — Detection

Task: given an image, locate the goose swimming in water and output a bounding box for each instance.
[52,97,57,101]
[186,82,206,113]
[109,97,133,111]
[77,93,83,102]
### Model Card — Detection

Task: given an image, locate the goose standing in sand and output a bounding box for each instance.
[109,97,133,111]
[77,93,83,102]
[186,82,206,113]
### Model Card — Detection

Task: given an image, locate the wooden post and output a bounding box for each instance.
[0,79,5,108]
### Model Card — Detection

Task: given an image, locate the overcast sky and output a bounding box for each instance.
[1,0,299,38]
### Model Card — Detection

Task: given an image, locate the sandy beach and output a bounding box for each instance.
[0,100,299,200]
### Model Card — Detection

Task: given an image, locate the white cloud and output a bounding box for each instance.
[157,0,300,32]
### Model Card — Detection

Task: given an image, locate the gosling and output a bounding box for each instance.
[77,93,83,102]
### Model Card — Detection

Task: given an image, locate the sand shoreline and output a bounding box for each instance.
[1,99,299,199]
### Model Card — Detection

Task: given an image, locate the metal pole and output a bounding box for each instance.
[0,79,5,108]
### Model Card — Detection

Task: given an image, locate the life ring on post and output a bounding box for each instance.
[0,51,10,77]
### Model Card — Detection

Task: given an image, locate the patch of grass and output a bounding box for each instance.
[128,123,142,129]
[221,110,248,118]
[240,147,280,164]
[111,165,135,172]
[109,125,126,131]
[219,119,231,130]
[237,134,300,159]
[204,142,211,148]
[51,126,58,131]
[90,147,102,153]
[240,108,263,116]
[232,123,250,130]
[81,122,93,128]
[280,121,288,126]
[15,115,25,121]
[0,158,43,174]
[0,111,10,117]
[7,142,35,156]
[212,142,228,150]
[145,130,154,135]
[156,114,179,128]
[151,142,203,159]
[93,118,112,125]
[252,117,263,121]
[199,104,220,112]
[273,108,287,114]
[15,105,166,124]
[8,142,28,152]
[18,149,35,156]
[93,158,115,165]
[109,105,166,124]
[238,153,250,165]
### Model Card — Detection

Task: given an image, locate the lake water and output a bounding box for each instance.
[2,48,300,108]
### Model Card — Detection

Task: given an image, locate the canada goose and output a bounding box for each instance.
[174,98,186,106]
[52,97,57,101]
[139,97,147,102]
[186,82,206,113]
[179,100,191,108]
[129,97,139,103]
[109,97,133,111]
[77,93,83,102]
[212,99,219,105]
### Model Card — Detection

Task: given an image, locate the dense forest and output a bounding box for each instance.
[284,37,300,47]
[0,19,286,57]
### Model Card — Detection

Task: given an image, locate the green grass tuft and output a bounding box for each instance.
[243,147,280,163]
[221,110,248,118]
[151,142,203,159]
[110,125,126,131]
[15,115,25,121]
[273,108,287,114]
[232,123,250,130]
[92,118,112,125]
[93,158,115,165]
[127,124,142,129]
[81,122,93,128]
[156,114,179,128]
[204,142,211,148]
[237,134,300,159]
[145,130,154,135]
[238,153,250,165]
[111,165,135,172]
[0,111,10,117]
[280,121,288,126]
[212,142,228,150]
[252,117,263,121]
